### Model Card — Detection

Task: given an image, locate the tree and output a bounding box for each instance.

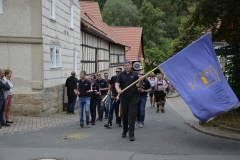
[139,0,172,71]
[169,6,204,56]
[170,0,240,99]
[102,0,139,26]
[191,0,240,99]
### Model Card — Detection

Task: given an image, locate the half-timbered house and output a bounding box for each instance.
[80,1,127,77]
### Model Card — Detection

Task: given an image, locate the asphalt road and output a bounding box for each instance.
[0,101,240,160]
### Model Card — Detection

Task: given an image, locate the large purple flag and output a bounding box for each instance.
[160,33,239,122]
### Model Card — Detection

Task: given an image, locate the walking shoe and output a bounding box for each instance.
[96,118,100,121]
[1,123,10,126]
[91,121,95,125]
[122,132,127,138]
[86,124,90,128]
[118,124,122,127]
[116,119,119,125]
[156,109,159,113]
[129,136,135,141]
[99,119,103,122]
[79,124,84,128]
[139,122,144,128]
[6,120,13,123]
[136,121,140,127]
[152,105,155,108]
[161,109,165,113]
[104,123,112,128]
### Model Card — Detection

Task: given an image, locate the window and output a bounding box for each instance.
[50,0,55,20]
[50,45,62,68]
[0,0,3,14]
[69,3,74,29]
[73,50,77,73]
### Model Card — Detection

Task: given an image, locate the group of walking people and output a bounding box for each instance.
[0,69,14,129]
[65,60,169,141]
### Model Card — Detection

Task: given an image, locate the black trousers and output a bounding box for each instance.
[120,96,139,137]
[90,97,98,122]
[67,96,77,113]
[97,94,106,119]
[108,97,121,124]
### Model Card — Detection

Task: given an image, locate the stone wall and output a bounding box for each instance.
[11,84,64,117]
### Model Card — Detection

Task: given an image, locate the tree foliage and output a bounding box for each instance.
[171,0,240,99]
[102,0,139,26]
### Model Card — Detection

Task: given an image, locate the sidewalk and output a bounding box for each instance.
[0,112,78,136]
[167,95,240,141]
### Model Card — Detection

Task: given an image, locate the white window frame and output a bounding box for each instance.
[69,2,74,29]
[50,0,55,20]
[0,0,3,14]
[50,45,62,68]
[73,50,77,73]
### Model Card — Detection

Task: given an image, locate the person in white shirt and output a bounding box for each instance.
[148,72,156,108]
[153,73,168,113]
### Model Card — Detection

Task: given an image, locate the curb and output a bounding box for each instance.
[219,125,240,133]
[188,123,240,141]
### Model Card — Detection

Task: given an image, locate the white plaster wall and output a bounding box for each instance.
[0,0,31,37]
[42,0,81,88]
[0,43,32,93]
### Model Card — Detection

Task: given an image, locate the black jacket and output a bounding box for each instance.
[65,76,78,97]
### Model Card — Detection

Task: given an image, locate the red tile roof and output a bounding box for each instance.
[111,27,143,61]
[80,1,102,21]
[80,1,127,46]
[81,12,127,46]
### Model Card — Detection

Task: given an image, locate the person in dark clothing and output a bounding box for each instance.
[136,70,151,128]
[115,60,144,141]
[65,71,78,114]
[74,71,91,128]
[104,68,122,128]
[95,72,108,121]
[89,75,100,125]
[103,72,111,119]
[0,69,11,129]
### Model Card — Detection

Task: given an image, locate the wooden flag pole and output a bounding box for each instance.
[102,66,159,102]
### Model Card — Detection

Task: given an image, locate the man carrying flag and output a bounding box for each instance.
[159,32,239,122]
[115,60,144,141]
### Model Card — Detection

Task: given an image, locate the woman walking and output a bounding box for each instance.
[4,70,14,123]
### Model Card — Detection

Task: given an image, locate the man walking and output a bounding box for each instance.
[153,73,168,113]
[148,72,156,108]
[137,70,151,128]
[65,71,78,114]
[95,72,108,121]
[0,69,10,129]
[74,71,91,128]
[103,72,110,119]
[104,68,122,128]
[115,60,144,141]
[89,75,100,125]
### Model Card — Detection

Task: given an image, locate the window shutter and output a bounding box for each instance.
[73,50,77,73]
[52,0,56,20]
[0,0,3,14]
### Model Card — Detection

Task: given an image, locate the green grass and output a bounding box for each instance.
[203,108,240,129]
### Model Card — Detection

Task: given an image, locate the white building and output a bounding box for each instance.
[0,0,81,116]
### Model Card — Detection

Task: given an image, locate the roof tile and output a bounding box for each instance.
[111,27,143,60]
